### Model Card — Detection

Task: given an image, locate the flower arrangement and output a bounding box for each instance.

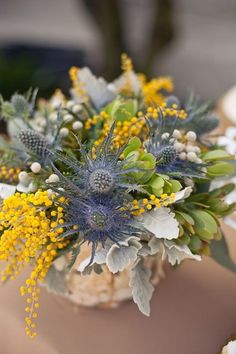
[0,54,235,338]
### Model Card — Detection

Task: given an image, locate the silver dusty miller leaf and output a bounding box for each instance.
[129,259,154,316]
[106,243,140,274]
[44,266,68,295]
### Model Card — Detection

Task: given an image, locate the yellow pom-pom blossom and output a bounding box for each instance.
[0,166,21,183]
[146,104,187,120]
[140,75,174,106]
[69,66,88,101]
[85,111,148,152]
[118,53,136,96]
[131,193,176,216]
[0,191,68,338]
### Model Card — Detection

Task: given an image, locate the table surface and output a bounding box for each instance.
[0,223,235,354]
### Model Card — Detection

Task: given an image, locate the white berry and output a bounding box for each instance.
[196,158,202,164]
[72,104,82,114]
[72,121,83,130]
[194,146,201,154]
[179,152,187,160]
[172,129,181,139]
[63,114,73,123]
[66,100,74,109]
[174,142,185,152]
[59,127,69,137]
[30,162,41,174]
[187,151,197,162]
[186,131,197,142]
[186,145,196,153]
[48,174,60,183]
[161,133,170,140]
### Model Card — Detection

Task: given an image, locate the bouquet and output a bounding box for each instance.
[0,54,235,338]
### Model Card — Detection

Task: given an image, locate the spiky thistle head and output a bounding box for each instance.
[145,124,205,178]
[17,129,50,160]
[54,188,139,263]
[156,145,178,166]
[88,169,115,193]
[162,94,219,137]
[182,94,219,136]
[51,124,138,195]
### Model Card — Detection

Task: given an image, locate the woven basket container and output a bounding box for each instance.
[51,244,164,309]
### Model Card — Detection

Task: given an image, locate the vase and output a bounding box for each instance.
[50,244,164,309]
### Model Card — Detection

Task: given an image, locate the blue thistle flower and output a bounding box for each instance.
[51,125,139,195]
[16,111,64,166]
[145,112,205,178]
[182,93,219,136]
[55,188,139,264]
[163,94,219,137]
[17,129,51,159]
[48,125,144,263]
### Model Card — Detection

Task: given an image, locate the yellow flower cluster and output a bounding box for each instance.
[85,110,147,151]
[0,191,68,338]
[0,165,21,183]
[131,193,176,216]
[146,103,187,120]
[111,117,146,149]
[85,110,109,130]
[118,53,135,96]
[121,53,133,72]
[69,66,88,100]
[141,76,174,106]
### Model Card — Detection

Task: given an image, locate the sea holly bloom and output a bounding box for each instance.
[17,129,51,161]
[58,192,141,265]
[51,125,143,195]
[145,110,205,178]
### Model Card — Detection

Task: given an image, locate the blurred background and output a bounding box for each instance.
[0,0,236,101]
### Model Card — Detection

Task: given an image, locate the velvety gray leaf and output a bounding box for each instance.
[44,267,68,295]
[142,207,179,239]
[164,240,201,265]
[129,259,154,316]
[148,238,163,255]
[106,244,139,273]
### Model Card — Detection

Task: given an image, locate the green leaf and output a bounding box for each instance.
[123,137,141,158]
[210,232,236,272]
[188,235,202,252]
[207,162,235,177]
[150,175,165,196]
[190,210,218,240]
[207,200,231,215]
[202,149,234,161]
[105,99,138,122]
[169,179,182,193]
[175,211,195,225]
[115,100,138,121]
[139,152,156,169]
[208,183,235,198]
